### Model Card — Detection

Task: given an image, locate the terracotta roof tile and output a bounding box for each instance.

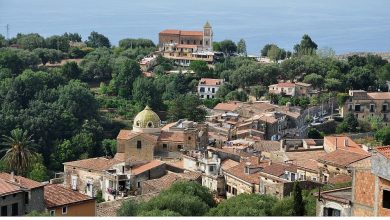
[213,102,242,112]
[0,179,22,196]
[317,149,370,168]
[376,146,390,160]
[117,130,158,143]
[158,131,185,143]
[221,159,240,171]
[199,78,224,86]
[324,136,369,155]
[261,163,297,177]
[367,92,390,100]
[254,140,280,152]
[224,159,269,185]
[0,172,44,189]
[131,160,164,175]
[63,157,122,171]
[159,30,203,36]
[44,184,94,208]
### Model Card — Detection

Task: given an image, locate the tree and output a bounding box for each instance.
[28,162,49,182]
[132,77,161,110]
[0,34,7,47]
[212,42,221,51]
[225,90,248,102]
[375,127,390,145]
[86,31,111,48]
[189,60,210,77]
[45,35,70,52]
[61,61,81,80]
[303,73,324,89]
[336,93,349,106]
[325,78,342,91]
[237,39,247,56]
[102,139,117,157]
[337,113,359,133]
[307,128,323,139]
[167,94,206,122]
[33,48,63,65]
[0,128,37,175]
[138,209,181,216]
[292,182,305,216]
[207,194,276,216]
[250,86,266,100]
[119,38,155,49]
[317,47,336,58]
[267,45,282,62]
[219,40,237,56]
[261,44,274,57]
[294,34,318,56]
[16,33,46,50]
[117,199,139,216]
[112,57,142,98]
[271,197,294,216]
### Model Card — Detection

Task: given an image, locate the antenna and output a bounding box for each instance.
[6,24,9,40]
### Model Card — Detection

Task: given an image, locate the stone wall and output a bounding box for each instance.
[26,187,45,213]
[96,193,158,216]
[0,191,25,216]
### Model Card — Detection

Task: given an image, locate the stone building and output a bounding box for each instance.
[0,172,45,216]
[268,82,317,97]
[158,22,220,66]
[341,90,390,126]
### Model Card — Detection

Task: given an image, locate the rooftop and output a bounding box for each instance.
[158,131,185,143]
[0,179,22,196]
[63,157,122,171]
[213,101,242,112]
[376,146,390,160]
[159,29,203,36]
[117,130,158,143]
[44,184,94,208]
[317,149,370,168]
[0,172,44,189]
[199,78,224,86]
[131,160,165,175]
[260,163,297,178]
[314,187,352,204]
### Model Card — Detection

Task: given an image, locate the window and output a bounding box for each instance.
[212,88,215,93]
[137,141,142,149]
[163,144,167,149]
[323,207,340,216]
[50,210,55,216]
[62,206,67,215]
[200,40,203,45]
[383,190,390,209]
[11,203,18,216]
[291,173,296,181]
[209,166,215,172]
[137,182,141,188]
[177,145,182,150]
[187,40,190,44]
[370,104,375,112]
[200,87,205,92]
[147,122,153,128]
[24,192,29,204]
[232,187,237,195]
[348,104,353,111]
[1,205,7,216]
[227,185,231,193]
[354,104,361,112]
[71,175,78,190]
[188,136,191,140]
[383,104,388,112]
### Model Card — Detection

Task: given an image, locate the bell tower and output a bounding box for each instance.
[203,21,213,51]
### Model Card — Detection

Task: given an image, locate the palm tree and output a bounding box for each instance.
[0,128,37,176]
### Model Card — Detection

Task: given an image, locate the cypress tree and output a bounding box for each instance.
[292,182,305,216]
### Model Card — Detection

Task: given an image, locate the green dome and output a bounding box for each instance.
[133,106,161,129]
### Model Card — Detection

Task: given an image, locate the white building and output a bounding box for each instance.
[198,78,224,99]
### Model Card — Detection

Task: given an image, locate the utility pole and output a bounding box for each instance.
[6,24,9,40]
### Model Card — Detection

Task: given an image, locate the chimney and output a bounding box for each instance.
[10,171,15,182]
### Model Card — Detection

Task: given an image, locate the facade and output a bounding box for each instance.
[0,172,45,216]
[315,187,352,216]
[350,146,390,216]
[44,184,96,216]
[268,82,317,97]
[158,22,218,66]
[341,90,390,126]
[198,78,224,99]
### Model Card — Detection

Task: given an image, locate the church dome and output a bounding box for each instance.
[133,106,161,130]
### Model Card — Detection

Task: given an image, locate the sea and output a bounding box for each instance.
[0,0,389,55]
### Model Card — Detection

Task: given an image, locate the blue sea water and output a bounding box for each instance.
[0,0,389,54]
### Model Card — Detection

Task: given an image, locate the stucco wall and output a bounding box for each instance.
[51,200,96,216]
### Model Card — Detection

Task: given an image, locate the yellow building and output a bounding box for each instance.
[44,184,96,216]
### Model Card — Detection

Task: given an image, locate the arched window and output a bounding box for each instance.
[147,122,153,128]
[136,121,140,127]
